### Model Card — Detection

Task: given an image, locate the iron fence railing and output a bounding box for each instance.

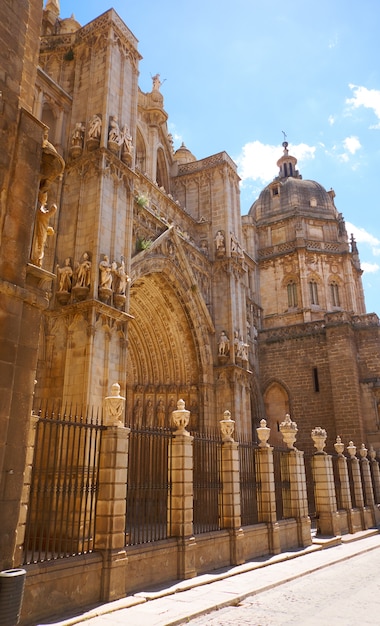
[238,439,259,526]
[192,430,222,534]
[125,425,172,545]
[23,409,105,564]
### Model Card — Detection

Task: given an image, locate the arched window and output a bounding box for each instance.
[287,281,298,307]
[330,282,340,307]
[309,280,319,305]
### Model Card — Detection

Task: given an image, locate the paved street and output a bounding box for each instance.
[186,545,380,625]
[44,533,380,626]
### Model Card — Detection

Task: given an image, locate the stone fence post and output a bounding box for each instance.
[359,444,380,526]
[310,427,340,537]
[219,411,245,565]
[369,446,380,504]
[255,419,280,554]
[169,400,196,580]
[279,415,311,547]
[347,441,367,531]
[95,384,129,602]
[333,436,354,533]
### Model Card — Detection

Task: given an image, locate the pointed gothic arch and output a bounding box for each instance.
[127,253,214,429]
[263,380,290,447]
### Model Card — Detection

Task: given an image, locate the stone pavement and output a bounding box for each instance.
[40,530,380,626]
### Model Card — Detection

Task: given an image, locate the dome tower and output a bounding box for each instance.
[248,144,366,329]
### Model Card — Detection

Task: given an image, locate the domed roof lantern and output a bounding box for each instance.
[276,140,300,179]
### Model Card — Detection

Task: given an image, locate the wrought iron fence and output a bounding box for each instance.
[23,409,105,564]
[125,425,172,545]
[303,452,316,521]
[238,438,259,526]
[192,430,222,534]
[332,455,343,510]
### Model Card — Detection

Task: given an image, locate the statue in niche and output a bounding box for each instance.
[237,335,249,362]
[218,330,230,356]
[88,114,102,140]
[75,252,91,288]
[156,399,166,427]
[70,122,85,158]
[145,399,154,426]
[71,122,85,146]
[215,230,225,256]
[104,382,125,427]
[120,125,133,154]
[108,115,121,144]
[113,258,130,295]
[57,257,73,292]
[99,255,113,290]
[133,398,143,426]
[31,189,57,267]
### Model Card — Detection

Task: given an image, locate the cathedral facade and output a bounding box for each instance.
[1,0,380,596]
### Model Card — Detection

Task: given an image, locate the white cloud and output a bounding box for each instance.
[346,84,380,128]
[345,221,380,257]
[343,136,361,155]
[362,262,380,274]
[328,115,335,126]
[236,141,316,184]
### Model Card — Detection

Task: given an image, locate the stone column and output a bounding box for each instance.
[219,411,245,565]
[311,427,340,537]
[95,384,129,602]
[256,419,280,554]
[279,415,311,547]
[333,437,354,533]
[347,441,367,531]
[359,444,380,526]
[170,400,196,580]
[369,446,380,504]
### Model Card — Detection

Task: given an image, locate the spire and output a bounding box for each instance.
[45,0,60,17]
[276,139,300,179]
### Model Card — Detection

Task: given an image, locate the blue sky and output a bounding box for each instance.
[59,0,380,314]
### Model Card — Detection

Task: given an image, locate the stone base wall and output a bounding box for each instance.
[20,518,311,625]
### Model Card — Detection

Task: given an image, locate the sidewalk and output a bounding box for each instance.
[40,529,380,626]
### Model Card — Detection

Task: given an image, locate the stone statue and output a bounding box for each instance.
[88,114,102,140]
[145,399,154,426]
[156,399,166,427]
[133,398,143,425]
[71,122,85,146]
[57,257,73,292]
[237,335,249,361]
[152,73,162,91]
[218,330,230,356]
[99,255,113,290]
[75,252,91,288]
[108,116,121,143]
[120,125,133,153]
[113,258,130,295]
[31,189,57,267]
[215,230,225,252]
[104,382,125,427]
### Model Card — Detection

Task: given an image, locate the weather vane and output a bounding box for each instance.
[281,130,288,149]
